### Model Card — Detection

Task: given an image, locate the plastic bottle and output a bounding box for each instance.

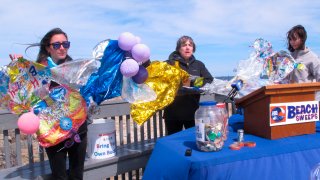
[195,101,225,152]
[216,102,229,141]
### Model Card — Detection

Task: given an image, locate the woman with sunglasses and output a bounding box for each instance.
[36,28,72,65]
[33,27,88,180]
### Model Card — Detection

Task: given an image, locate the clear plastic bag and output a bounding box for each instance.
[121,77,156,103]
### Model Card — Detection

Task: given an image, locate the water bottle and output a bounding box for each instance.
[216,102,229,141]
[195,101,225,152]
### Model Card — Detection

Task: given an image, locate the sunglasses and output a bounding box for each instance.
[57,131,81,152]
[50,41,70,50]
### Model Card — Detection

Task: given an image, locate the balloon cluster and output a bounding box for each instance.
[1,32,189,137]
[118,32,150,84]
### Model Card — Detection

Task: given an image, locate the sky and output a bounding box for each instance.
[0,0,320,76]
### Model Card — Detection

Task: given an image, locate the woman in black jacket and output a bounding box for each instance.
[33,28,87,180]
[164,35,213,135]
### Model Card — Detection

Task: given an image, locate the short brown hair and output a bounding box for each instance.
[175,35,196,53]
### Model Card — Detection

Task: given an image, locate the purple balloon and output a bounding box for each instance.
[132,66,148,84]
[131,44,150,63]
[118,32,137,51]
[120,59,139,77]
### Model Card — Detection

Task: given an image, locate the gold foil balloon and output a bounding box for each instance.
[130,61,189,125]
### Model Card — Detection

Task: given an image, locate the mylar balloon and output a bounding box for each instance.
[81,39,125,106]
[6,58,52,114]
[130,61,189,125]
[36,85,87,147]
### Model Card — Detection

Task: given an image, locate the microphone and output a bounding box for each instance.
[224,79,243,102]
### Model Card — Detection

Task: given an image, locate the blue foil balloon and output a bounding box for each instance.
[80,40,125,105]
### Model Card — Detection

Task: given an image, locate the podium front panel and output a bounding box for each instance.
[237,83,320,139]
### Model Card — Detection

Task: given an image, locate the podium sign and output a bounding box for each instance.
[269,101,319,127]
[236,83,320,139]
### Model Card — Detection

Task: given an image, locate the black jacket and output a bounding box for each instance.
[164,51,213,121]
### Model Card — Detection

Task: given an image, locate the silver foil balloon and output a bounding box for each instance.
[92,39,110,60]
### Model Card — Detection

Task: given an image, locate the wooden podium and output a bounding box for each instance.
[236,82,320,139]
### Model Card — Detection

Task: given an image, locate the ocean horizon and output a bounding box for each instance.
[215,76,234,81]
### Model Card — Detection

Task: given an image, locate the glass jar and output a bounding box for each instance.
[195,101,225,152]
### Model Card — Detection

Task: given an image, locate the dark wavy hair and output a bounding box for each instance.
[26,28,72,63]
[286,25,307,52]
[175,35,196,53]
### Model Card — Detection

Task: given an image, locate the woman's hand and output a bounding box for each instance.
[9,54,23,61]
[182,78,191,87]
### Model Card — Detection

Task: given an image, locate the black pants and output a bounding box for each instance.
[164,119,195,135]
[45,132,87,180]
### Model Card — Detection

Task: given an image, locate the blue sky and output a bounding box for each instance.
[0,0,320,76]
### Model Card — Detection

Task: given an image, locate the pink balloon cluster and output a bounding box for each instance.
[118,32,150,84]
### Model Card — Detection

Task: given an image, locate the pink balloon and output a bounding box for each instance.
[118,32,137,51]
[131,44,150,63]
[17,111,40,134]
[132,66,148,84]
[120,59,139,77]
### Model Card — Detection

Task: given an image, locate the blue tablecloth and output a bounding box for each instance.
[143,114,320,180]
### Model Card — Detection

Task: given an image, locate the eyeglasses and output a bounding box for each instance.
[50,41,70,50]
[57,131,81,152]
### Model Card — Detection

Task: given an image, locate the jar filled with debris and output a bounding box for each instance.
[195,101,225,152]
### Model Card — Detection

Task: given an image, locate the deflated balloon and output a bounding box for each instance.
[130,61,189,125]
